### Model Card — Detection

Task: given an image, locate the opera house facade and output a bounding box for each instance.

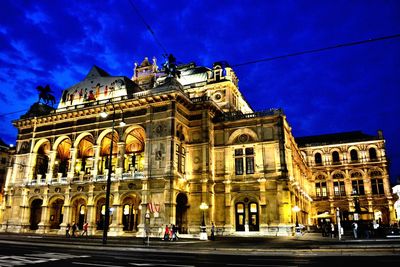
[0,57,396,237]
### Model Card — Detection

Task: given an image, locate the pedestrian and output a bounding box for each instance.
[352,221,358,239]
[72,221,77,237]
[163,225,170,241]
[65,223,71,238]
[81,222,88,237]
[170,224,176,241]
[211,222,215,241]
[330,222,335,238]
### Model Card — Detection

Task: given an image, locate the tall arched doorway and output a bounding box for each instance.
[49,198,64,229]
[176,193,188,234]
[71,198,86,230]
[121,195,141,231]
[30,199,43,230]
[235,200,259,232]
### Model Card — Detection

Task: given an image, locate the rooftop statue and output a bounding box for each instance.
[163,54,181,78]
[37,85,56,107]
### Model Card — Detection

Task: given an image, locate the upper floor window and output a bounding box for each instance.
[176,144,185,174]
[371,178,384,195]
[314,153,322,165]
[352,180,365,195]
[332,151,340,164]
[350,149,359,162]
[369,148,378,161]
[235,147,254,175]
[315,181,327,198]
[333,181,345,196]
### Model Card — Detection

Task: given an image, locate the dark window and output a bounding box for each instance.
[371,178,384,195]
[315,153,322,165]
[369,148,377,161]
[352,180,364,195]
[235,148,254,175]
[350,149,359,162]
[332,151,340,163]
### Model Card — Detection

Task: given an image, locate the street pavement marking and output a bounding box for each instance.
[129,264,194,267]
[72,262,125,267]
[0,253,90,266]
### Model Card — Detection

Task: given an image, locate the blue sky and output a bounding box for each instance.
[0,0,399,183]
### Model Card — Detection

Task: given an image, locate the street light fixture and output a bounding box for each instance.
[199,202,208,240]
[100,101,125,245]
[292,205,300,227]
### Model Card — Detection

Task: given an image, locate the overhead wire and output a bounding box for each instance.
[127,0,168,55]
[231,33,400,67]
[1,33,399,119]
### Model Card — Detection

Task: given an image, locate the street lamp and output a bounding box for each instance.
[199,202,208,240]
[100,102,125,245]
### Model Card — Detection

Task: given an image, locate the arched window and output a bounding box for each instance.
[314,153,322,165]
[332,151,340,164]
[315,174,327,198]
[350,149,359,162]
[369,148,377,161]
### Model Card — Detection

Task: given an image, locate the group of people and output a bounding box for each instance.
[321,222,336,238]
[65,221,89,238]
[163,224,179,241]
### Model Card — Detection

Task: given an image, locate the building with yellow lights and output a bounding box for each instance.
[0,57,395,237]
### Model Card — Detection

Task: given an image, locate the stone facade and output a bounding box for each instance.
[0,57,395,237]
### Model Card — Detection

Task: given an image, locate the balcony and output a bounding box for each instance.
[121,171,145,180]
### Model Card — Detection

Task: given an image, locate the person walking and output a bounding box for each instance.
[81,222,89,237]
[71,222,77,238]
[210,222,215,241]
[163,225,170,241]
[352,221,358,239]
[65,223,71,238]
[330,222,335,238]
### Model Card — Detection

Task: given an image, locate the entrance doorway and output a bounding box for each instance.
[50,199,64,229]
[176,193,188,234]
[235,201,259,231]
[30,199,43,230]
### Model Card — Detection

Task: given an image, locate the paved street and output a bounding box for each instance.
[0,232,399,266]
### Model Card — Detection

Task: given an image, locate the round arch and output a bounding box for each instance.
[52,135,71,150]
[33,138,51,153]
[97,129,119,146]
[122,125,146,142]
[74,132,94,148]
[227,128,258,145]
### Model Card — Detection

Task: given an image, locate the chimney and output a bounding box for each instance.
[377,130,384,139]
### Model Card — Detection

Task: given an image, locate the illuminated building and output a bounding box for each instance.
[0,57,395,236]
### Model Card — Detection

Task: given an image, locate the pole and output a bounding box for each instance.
[102,108,115,245]
[337,207,341,240]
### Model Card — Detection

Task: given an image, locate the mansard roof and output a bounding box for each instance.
[57,66,140,111]
[295,131,380,147]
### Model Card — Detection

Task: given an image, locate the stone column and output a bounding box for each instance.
[59,186,71,235]
[46,151,57,183]
[92,145,100,179]
[116,142,125,177]
[28,152,37,182]
[37,187,50,234]
[67,148,76,181]
[258,178,268,233]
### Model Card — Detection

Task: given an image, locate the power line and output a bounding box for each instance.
[0,109,27,118]
[127,0,168,55]
[232,33,400,67]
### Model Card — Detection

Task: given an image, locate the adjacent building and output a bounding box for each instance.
[0,57,396,237]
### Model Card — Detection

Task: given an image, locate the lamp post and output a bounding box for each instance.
[352,188,360,221]
[199,202,208,240]
[100,102,125,245]
[292,205,300,236]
